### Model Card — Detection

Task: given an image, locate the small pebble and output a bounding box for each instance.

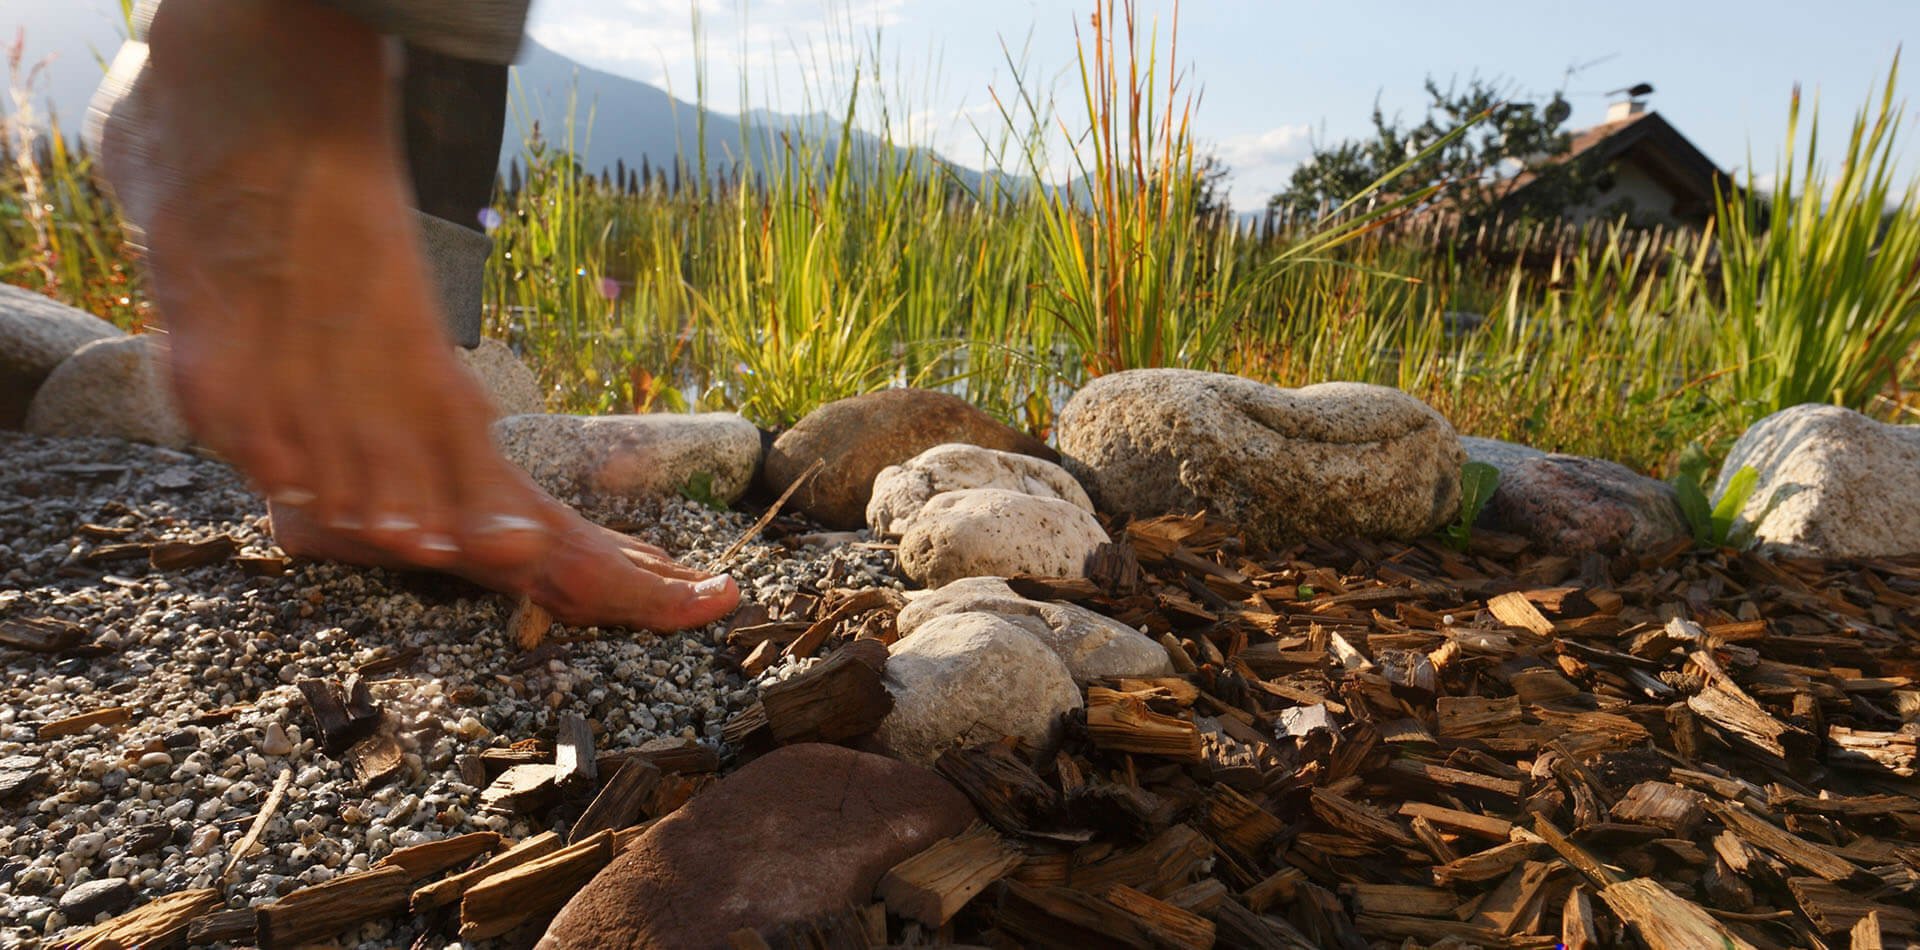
[0,434,875,945]
[188,826,221,857]
[260,724,294,757]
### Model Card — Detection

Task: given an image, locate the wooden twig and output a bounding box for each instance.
[373,831,502,881]
[876,822,1023,927]
[256,867,411,950]
[411,831,563,912]
[56,887,222,950]
[709,458,825,571]
[224,767,292,882]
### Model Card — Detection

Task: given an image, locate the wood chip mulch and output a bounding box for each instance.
[735,514,1920,949]
[59,514,1920,949]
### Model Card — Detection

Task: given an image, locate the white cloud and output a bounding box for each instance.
[1208,122,1314,209]
[527,0,908,113]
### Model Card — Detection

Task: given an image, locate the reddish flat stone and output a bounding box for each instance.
[538,743,974,949]
[1480,454,1689,555]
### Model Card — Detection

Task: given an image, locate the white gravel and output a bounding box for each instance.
[0,431,898,947]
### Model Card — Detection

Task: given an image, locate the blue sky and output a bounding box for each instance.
[11,0,1919,207]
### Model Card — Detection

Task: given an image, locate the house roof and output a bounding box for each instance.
[1501,109,1728,217]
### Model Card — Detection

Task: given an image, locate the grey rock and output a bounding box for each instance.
[1057,370,1463,548]
[878,612,1081,765]
[868,443,1093,540]
[24,335,189,447]
[0,284,123,428]
[1718,404,1920,559]
[1461,436,1547,472]
[57,878,134,922]
[492,412,762,506]
[1479,454,1689,555]
[764,388,1056,529]
[897,577,1172,683]
[896,489,1108,589]
[0,756,46,801]
[455,339,545,418]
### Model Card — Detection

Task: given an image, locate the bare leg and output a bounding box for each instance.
[102,0,738,629]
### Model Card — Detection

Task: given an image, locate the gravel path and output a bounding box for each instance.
[0,431,895,947]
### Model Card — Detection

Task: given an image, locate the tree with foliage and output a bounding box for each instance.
[1269,76,1604,225]
[1191,150,1233,223]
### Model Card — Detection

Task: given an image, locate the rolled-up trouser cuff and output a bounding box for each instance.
[418,212,489,348]
[316,0,530,64]
[114,0,529,64]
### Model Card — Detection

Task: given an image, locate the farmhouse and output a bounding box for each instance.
[1506,94,1730,228]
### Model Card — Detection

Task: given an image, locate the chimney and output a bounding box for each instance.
[1607,82,1655,122]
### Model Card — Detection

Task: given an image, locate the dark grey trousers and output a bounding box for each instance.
[403,44,510,348]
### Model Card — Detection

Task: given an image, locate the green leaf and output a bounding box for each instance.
[1443,461,1502,552]
[1673,475,1714,546]
[1458,462,1500,521]
[1676,442,1712,492]
[678,471,726,511]
[1710,466,1760,548]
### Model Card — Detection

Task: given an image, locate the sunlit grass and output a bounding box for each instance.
[2,38,149,330]
[1715,53,1920,419]
[2,5,1915,477]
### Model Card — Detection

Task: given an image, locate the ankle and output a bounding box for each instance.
[145,0,396,153]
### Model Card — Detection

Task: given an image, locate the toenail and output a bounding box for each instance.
[271,488,317,506]
[373,514,420,533]
[419,533,460,554]
[693,576,731,596]
[474,515,544,535]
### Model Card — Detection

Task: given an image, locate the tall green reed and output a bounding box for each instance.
[7,5,1917,478]
[1715,55,1920,418]
[1,41,147,329]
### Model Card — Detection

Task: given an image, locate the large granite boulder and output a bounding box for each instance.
[1056,370,1463,548]
[540,744,973,949]
[764,389,1055,529]
[1717,404,1920,559]
[879,611,1082,765]
[1478,454,1690,556]
[896,577,1171,683]
[0,285,123,429]
[493,412,762,506]
[868,443,1093,539]
[24,335,191,447]
[897,489,1108,589]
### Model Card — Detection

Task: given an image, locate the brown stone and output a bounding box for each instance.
[538,743,975,949]
[763,389,1055,529]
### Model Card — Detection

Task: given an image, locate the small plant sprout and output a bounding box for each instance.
[1442,461,1501,553]
[678,471,726,511]
[1670,443,1761,550]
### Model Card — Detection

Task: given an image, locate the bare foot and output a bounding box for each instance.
[100,0,737,630]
